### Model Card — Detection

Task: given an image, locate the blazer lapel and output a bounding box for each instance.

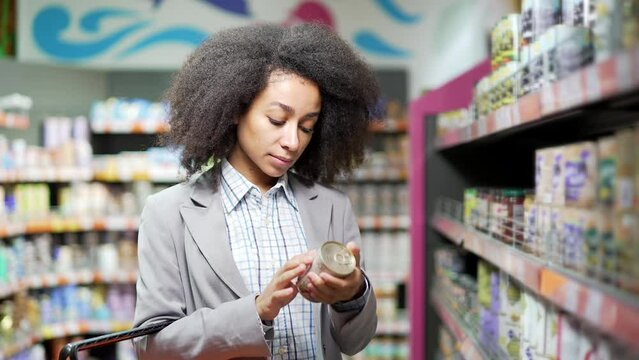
[290,175,333,251]
[179,172,249,298]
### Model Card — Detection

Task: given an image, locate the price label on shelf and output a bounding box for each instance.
[477,117,487,138]
[584,66,601,102]
[511,102,521,126]
[584,288,603,325]
[616,51,633,92]
[558,73,583,110]
[495,107,510,131]
[564,281,579,314]
[598,58,618,98]
[540,85,556,115]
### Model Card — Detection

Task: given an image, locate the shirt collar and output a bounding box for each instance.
[220,159,298,213]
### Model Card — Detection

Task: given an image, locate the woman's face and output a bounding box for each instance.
[228,70,321,192]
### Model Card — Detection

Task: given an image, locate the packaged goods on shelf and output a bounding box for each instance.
[564,142,598,208]
[0,232,137,290]
[437,326,460,359]
[591,0,624,61]
[458,125,639,291]
[563,0,596,27]
[0,119,93,180]
[361,231,409,284]
[535,142,597,208]
[474,76,492,118]
[339,183,408,218]
[521,0,563,42]
[435,109,473,137]
[544,25,595,80]
[5,345,46,360]
[58,182,154,218]
[622,0,639,48]
[92,148,183,182]
[0,283,135,357]
[436,255,639,359]
[492,14,521,70]
[0,94,32,128]
[90,98,169,133]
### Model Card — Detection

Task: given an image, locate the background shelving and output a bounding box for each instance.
[410,3,639,353]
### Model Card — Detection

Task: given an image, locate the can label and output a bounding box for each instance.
[297,241,355,292]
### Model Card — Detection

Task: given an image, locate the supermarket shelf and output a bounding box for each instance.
[41,320,133,340]
[368,120,407,134]
[432,215,542,290]
[94,171,183,183]
[376,320,410,336]
[338,168,407,183]
[371,273,407,287]
[0,167,93,183]
[1,320,133,360]
[0,214,406,237]
[432,214,639,351]
[358,215,410,230]
[0,270,138,299]
[431,295,489,360]
[0,215,140,238]
[91,121,169,134]
[0,112,29,129]
[436,47,639,150]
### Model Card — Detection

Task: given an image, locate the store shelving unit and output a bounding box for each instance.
[90,121,169,134]
[409,59,491,360]
[0,215,139,238]
[1,320,132,360]
[431,295,490,360]
[0,270,137,299]
[410,47,639,359]
[0,167,93,183]
[436,47,639,150]
[431,204,639,351]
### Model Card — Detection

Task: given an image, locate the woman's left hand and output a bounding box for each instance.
[299,241,366,304]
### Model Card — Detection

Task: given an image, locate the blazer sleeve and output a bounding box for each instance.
[327,195,378,355]
[133,193,270,360]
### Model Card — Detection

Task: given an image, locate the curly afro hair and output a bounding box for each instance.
[163,22,381,186]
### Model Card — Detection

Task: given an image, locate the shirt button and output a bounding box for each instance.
[278,346,288,355]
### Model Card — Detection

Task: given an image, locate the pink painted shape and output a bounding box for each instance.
[284,1,335,30]
[408,59,490,360]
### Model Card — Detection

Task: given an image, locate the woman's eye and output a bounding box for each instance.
[268,117,285,126]
[300,127,314,134]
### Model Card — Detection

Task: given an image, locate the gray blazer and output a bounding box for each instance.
[133,170,377,359]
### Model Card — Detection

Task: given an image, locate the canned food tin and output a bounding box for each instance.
[297,241,356,292]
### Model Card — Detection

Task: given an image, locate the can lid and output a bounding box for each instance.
[319,241,355,276]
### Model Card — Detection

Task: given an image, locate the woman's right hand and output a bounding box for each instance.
[255,253,314,321]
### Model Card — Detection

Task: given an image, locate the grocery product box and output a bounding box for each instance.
[615,129,635,212]
[536,148,554,204]
[597,135,617,206]
[564,141,597,208]
[499,273,524,359]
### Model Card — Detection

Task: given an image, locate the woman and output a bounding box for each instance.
[133,22,381,359]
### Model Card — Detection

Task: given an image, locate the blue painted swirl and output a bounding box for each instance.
[203,0,250,16]
[374,0,421,24]
[80,8,138,33]
[33,5,149,61]
[353,31,410,58]
[118,27,209,58]
[151,0,250,16]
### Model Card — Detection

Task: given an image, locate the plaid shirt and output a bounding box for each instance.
[220,160,317,359]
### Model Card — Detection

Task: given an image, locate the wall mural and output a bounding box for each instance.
[18,0,423,69]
